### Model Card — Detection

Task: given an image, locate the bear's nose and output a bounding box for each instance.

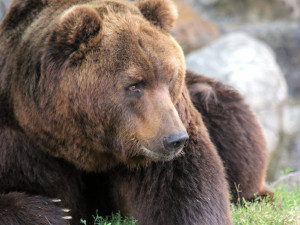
[163,130,189,152]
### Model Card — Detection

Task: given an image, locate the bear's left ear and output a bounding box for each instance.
[45,5,102,63]
[137,0,178,32]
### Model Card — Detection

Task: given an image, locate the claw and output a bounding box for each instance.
[62,208,71,212]
[62,216,72,220]
[52,199,61,203]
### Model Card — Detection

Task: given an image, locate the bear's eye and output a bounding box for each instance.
[127,82,143,95]
[129,85,138,91]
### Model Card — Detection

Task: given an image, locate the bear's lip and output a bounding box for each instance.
[140,146,185,161]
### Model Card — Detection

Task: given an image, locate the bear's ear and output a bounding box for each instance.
[46,5,102,61]
[137,0,178,32]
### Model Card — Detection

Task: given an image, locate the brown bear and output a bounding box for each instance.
[0,0,233,224]
[186,70,273,202]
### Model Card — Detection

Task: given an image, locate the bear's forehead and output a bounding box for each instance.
[116,56,179,83]
[80,0,185,83]
[100,13,181,66]
[89,0,142,21]
[99,30,180,84]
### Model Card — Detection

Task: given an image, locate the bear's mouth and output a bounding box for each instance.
[140,146,185,161]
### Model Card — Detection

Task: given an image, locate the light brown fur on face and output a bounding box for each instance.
[132,85,186,160]
[4,0,186,172]
[90,7,187,163]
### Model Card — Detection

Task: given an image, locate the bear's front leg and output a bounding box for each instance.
[0,127,87,225]
[0,192,71,225]
[109,87,233,225]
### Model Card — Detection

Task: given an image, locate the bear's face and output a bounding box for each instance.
[13,0,188,171]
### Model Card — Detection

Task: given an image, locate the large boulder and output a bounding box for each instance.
[217,22,300,181]
[223,21,300,97]
[278,100,300,174]
[283,99,300,137]
[186,32,288,152]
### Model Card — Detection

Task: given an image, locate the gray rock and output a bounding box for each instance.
[0,0,11,21]
[223,21,300,97]
[283,99,300,135]
[280,0,300,19]
[270,171,300,190]
[268,126,300,181]
[276,99,300,174]
[186,32,288,152]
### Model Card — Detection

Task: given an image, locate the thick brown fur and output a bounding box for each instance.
[0,0,232,224]
[109,86,232,225]
[137,0,178,32]
[186,70,273,202]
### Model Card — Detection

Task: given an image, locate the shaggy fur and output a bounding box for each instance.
[0,0,232,224]
[186,70,273,202]
[109,86,232,225]
[137,0,178,32]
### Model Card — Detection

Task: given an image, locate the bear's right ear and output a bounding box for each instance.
[137,0,178,32]
[45,5,102,62]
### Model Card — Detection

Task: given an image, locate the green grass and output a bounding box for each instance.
[232,184,300,224]
[80,211,137,225]
[82,185,300,225]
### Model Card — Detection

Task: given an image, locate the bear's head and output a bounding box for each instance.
[12,0,188,171]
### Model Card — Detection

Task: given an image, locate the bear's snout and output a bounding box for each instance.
[162,130,189,152]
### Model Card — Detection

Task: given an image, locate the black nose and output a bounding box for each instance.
[163,130,189,152]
